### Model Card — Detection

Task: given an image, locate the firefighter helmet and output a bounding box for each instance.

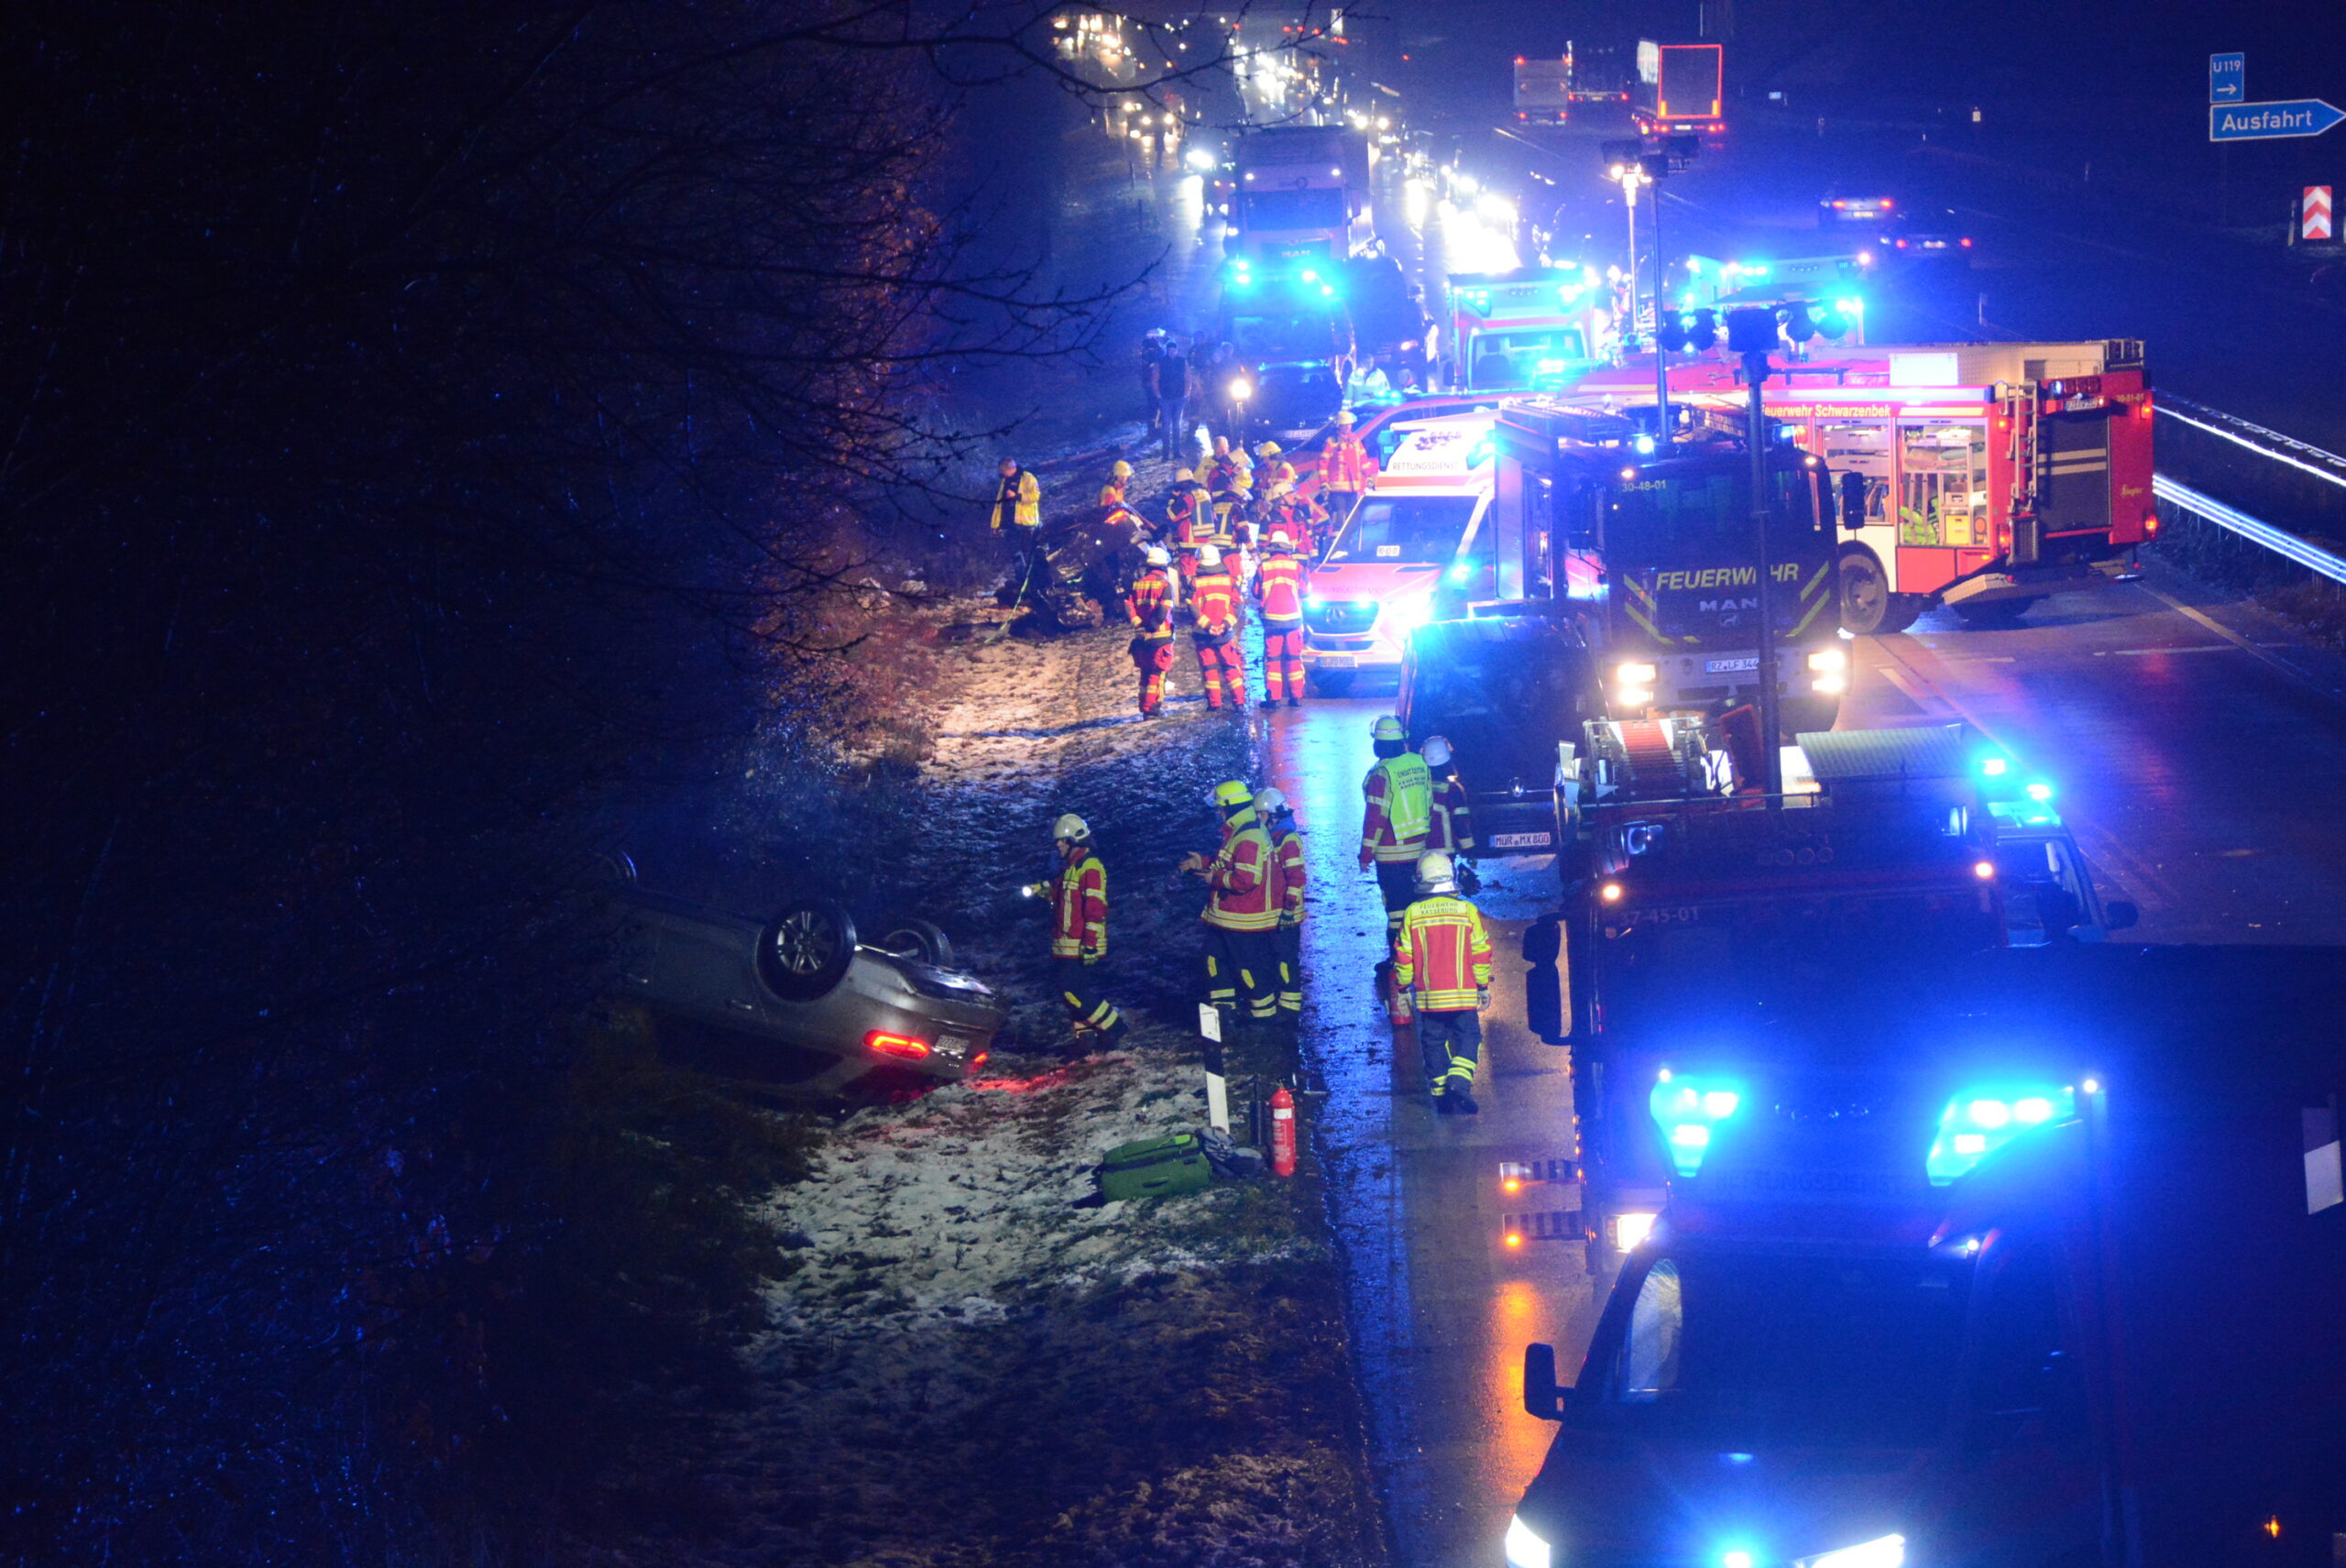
[1422,734,1453,768]
[1197,543,1222,569]
[1143,543,1171,567]
[1254,786,1288,817]
[1371,715,1405,742]
[1336,409,1355,425]
[1415,851,1455,894]
[1211,780,1255,810]
[1255,441,1282,457]
[1054,813,1091,843]
[1266,531,1293,552]
[1111,459,1134,479]
[1174,467,1196,484]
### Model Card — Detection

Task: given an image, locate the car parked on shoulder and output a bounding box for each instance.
[613,879,1005,1095]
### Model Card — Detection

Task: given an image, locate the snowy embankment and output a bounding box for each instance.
[693,438,1383,1568]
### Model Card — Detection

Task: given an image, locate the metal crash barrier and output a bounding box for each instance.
[2153,397,2346,587]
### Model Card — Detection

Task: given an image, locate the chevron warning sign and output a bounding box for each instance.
[2305,185,2334,242]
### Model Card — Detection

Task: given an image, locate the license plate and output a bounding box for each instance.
[1315,652,1357,669]
[1489,831,1553,849]
[1705,656,1759,674]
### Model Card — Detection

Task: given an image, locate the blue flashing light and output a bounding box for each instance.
[1306,593,1326,609]
[1447,563,1474,584]
[1299,269,1320,283]
[1833,295,1865,313]
[1633,434,1656,455]
[1650,1072,1746,1178]
[1469,438,1496,466]
[2024,780,2055,802]
[1925,1082,2077,1185]
[1722,1551,1756,1568]
[1979,756,2009,777]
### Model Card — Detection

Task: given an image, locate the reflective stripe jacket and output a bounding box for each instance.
[1425,775,1475,853]
[1192,570,1240,637]
[1321,435,1378,493]
[1098,480,1128,510]
[1257,458,1297,494]
[1203,812,1277,930]
[1206,455,1251,498]
[1362,753,1434,861]
[992,469,1040,530]
[1392,894,1492,1012]
[1048,853,1108,959]
[1268,825,1307,926]
[1255,554,1308,622]
[1127,571,1175,638]
[1168,484,1209,543]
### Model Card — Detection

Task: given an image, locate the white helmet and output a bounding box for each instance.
[1415,851,1455,894]
[1266,530,1294,551]
[1053,813,1091,844]
[1143,543,1171,567]
[1421,734,1453,768]
[1198,543,1222,569]
[1174,467,1197,483]
[1254,786,1288,817]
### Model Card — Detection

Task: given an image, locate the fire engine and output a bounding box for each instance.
[1442,268,1613,394]
[1566,340,2154,631]
[1512,945,2346,1568]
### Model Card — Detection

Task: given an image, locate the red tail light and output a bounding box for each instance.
[969,1049,990,1069]
[864,1030,932,1060]
[1960,236,1974,247]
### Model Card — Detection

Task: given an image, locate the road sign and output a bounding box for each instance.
[2210,53,2244,104]
[2209,99,2346,143]
[2306,186,2335,242]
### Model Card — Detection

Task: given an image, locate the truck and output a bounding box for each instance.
[1488,401,1845,737]
[1544,722,2137,1272]
[1444,268,1613,393]
[1513,52,1575,124]
[1512,944,2346,1568]
[1231,123,1372,266]
[1632,40,1724,136]
[1563,340,2157,631]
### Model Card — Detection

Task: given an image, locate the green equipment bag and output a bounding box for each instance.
[1099,1131,1212,1202]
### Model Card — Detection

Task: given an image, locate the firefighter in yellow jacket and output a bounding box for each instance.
[1360,715,1433,939]
[1023,814,1125,1044]
[1180,780,1279,1025]
[1392,851,1493,1113]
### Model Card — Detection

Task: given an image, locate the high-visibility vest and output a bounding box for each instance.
[1363,752,1433,858]
[1426,775,1475,852]
[1192,570,1239,635]
[1256,554,1307,621]
[1391,894,1492,1012]
[1204,813,1278,931]
[1269,827,1307,925]
[992,470,1040,530]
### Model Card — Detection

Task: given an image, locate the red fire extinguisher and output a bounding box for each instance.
[1268,1086,1298,1178]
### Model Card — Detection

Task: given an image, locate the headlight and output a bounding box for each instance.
[1505,1514,1553,1568]
[1614,660,1658,684]
[1806,648,1847,673]
[1615,686,1654,707]
[1232,378,1255,400]
[1796,1535,1906,1568]
[1812,674,1847,696]
[1379,590,1435,635]
[1612,1211,1658,1251]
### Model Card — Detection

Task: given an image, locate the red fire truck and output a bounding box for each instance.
[1566,340,2154,630]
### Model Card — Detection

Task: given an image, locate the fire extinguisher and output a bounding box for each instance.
[1268,1086,1298,1178]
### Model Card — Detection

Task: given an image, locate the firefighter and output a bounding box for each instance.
[1125,544,1177,717]
[1023,815,1126,1044]
[1205,437,1250,540]
[1255,441,1296,497]
[1179,780,1279,1026]
[1391,851,1493,1114]
[1166,467,1210,604]
[1098,458,1135,510]
[1189,545,1249,710]
[1254,527,1309,708]
[1359,715,1433,940]
[1257,785,1307,1023]
[1422,734,1478,893]
[1267,483,1331,560]
[991,456,1041,582]
[1320,410,1377,521]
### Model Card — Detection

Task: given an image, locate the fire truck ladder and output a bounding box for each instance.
[2004,384,2041,565]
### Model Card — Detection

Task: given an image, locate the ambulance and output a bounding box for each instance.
[1299,411,1498,696]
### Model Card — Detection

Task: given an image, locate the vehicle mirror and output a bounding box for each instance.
[1523,1342,1568,1420]
[2103,899,2139,931]
[1838,472,1867,530]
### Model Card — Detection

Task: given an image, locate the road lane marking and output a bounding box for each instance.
[2099,644,2237,657]
[2132,583,2346,703]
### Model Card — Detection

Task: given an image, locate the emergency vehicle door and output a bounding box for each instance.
[1946,1238,2099,1564]
[2033,409,2114,543]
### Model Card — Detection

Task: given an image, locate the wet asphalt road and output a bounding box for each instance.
[1055,77,2346,1568]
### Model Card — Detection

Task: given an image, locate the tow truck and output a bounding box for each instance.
[1511,947,2346,1568]
[1488,401,1844,736]
[1544,722,2134,1272]
[1564,340,2154,631]
[1442,268,1613,393]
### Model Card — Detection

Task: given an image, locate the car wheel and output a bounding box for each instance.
[876,918,956,970]
[1309,671,1354,696]
[756,899,858,1002]
[1837,550,1891,635]
[1953,598,2036,628]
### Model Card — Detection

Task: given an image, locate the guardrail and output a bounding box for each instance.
[2152,399,2346,590]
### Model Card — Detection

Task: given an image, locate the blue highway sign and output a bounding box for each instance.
[2209,99,2346,143]
[2209,53,2244,104]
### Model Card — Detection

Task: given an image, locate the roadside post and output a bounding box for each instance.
[1198,1002,1231,1132]
[1726,305,1783,796]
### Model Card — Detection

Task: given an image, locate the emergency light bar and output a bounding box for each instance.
[1649,1069,1746,1178]
[1924,1082,2077,1185]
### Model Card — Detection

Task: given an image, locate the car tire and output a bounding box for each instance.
[876,918,956,970]
[1836,549,1892,635]
[1309,671,1354,696]
[756,899,858,1002]
[1953,598,2036,629]
[1878,594,1925,635]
